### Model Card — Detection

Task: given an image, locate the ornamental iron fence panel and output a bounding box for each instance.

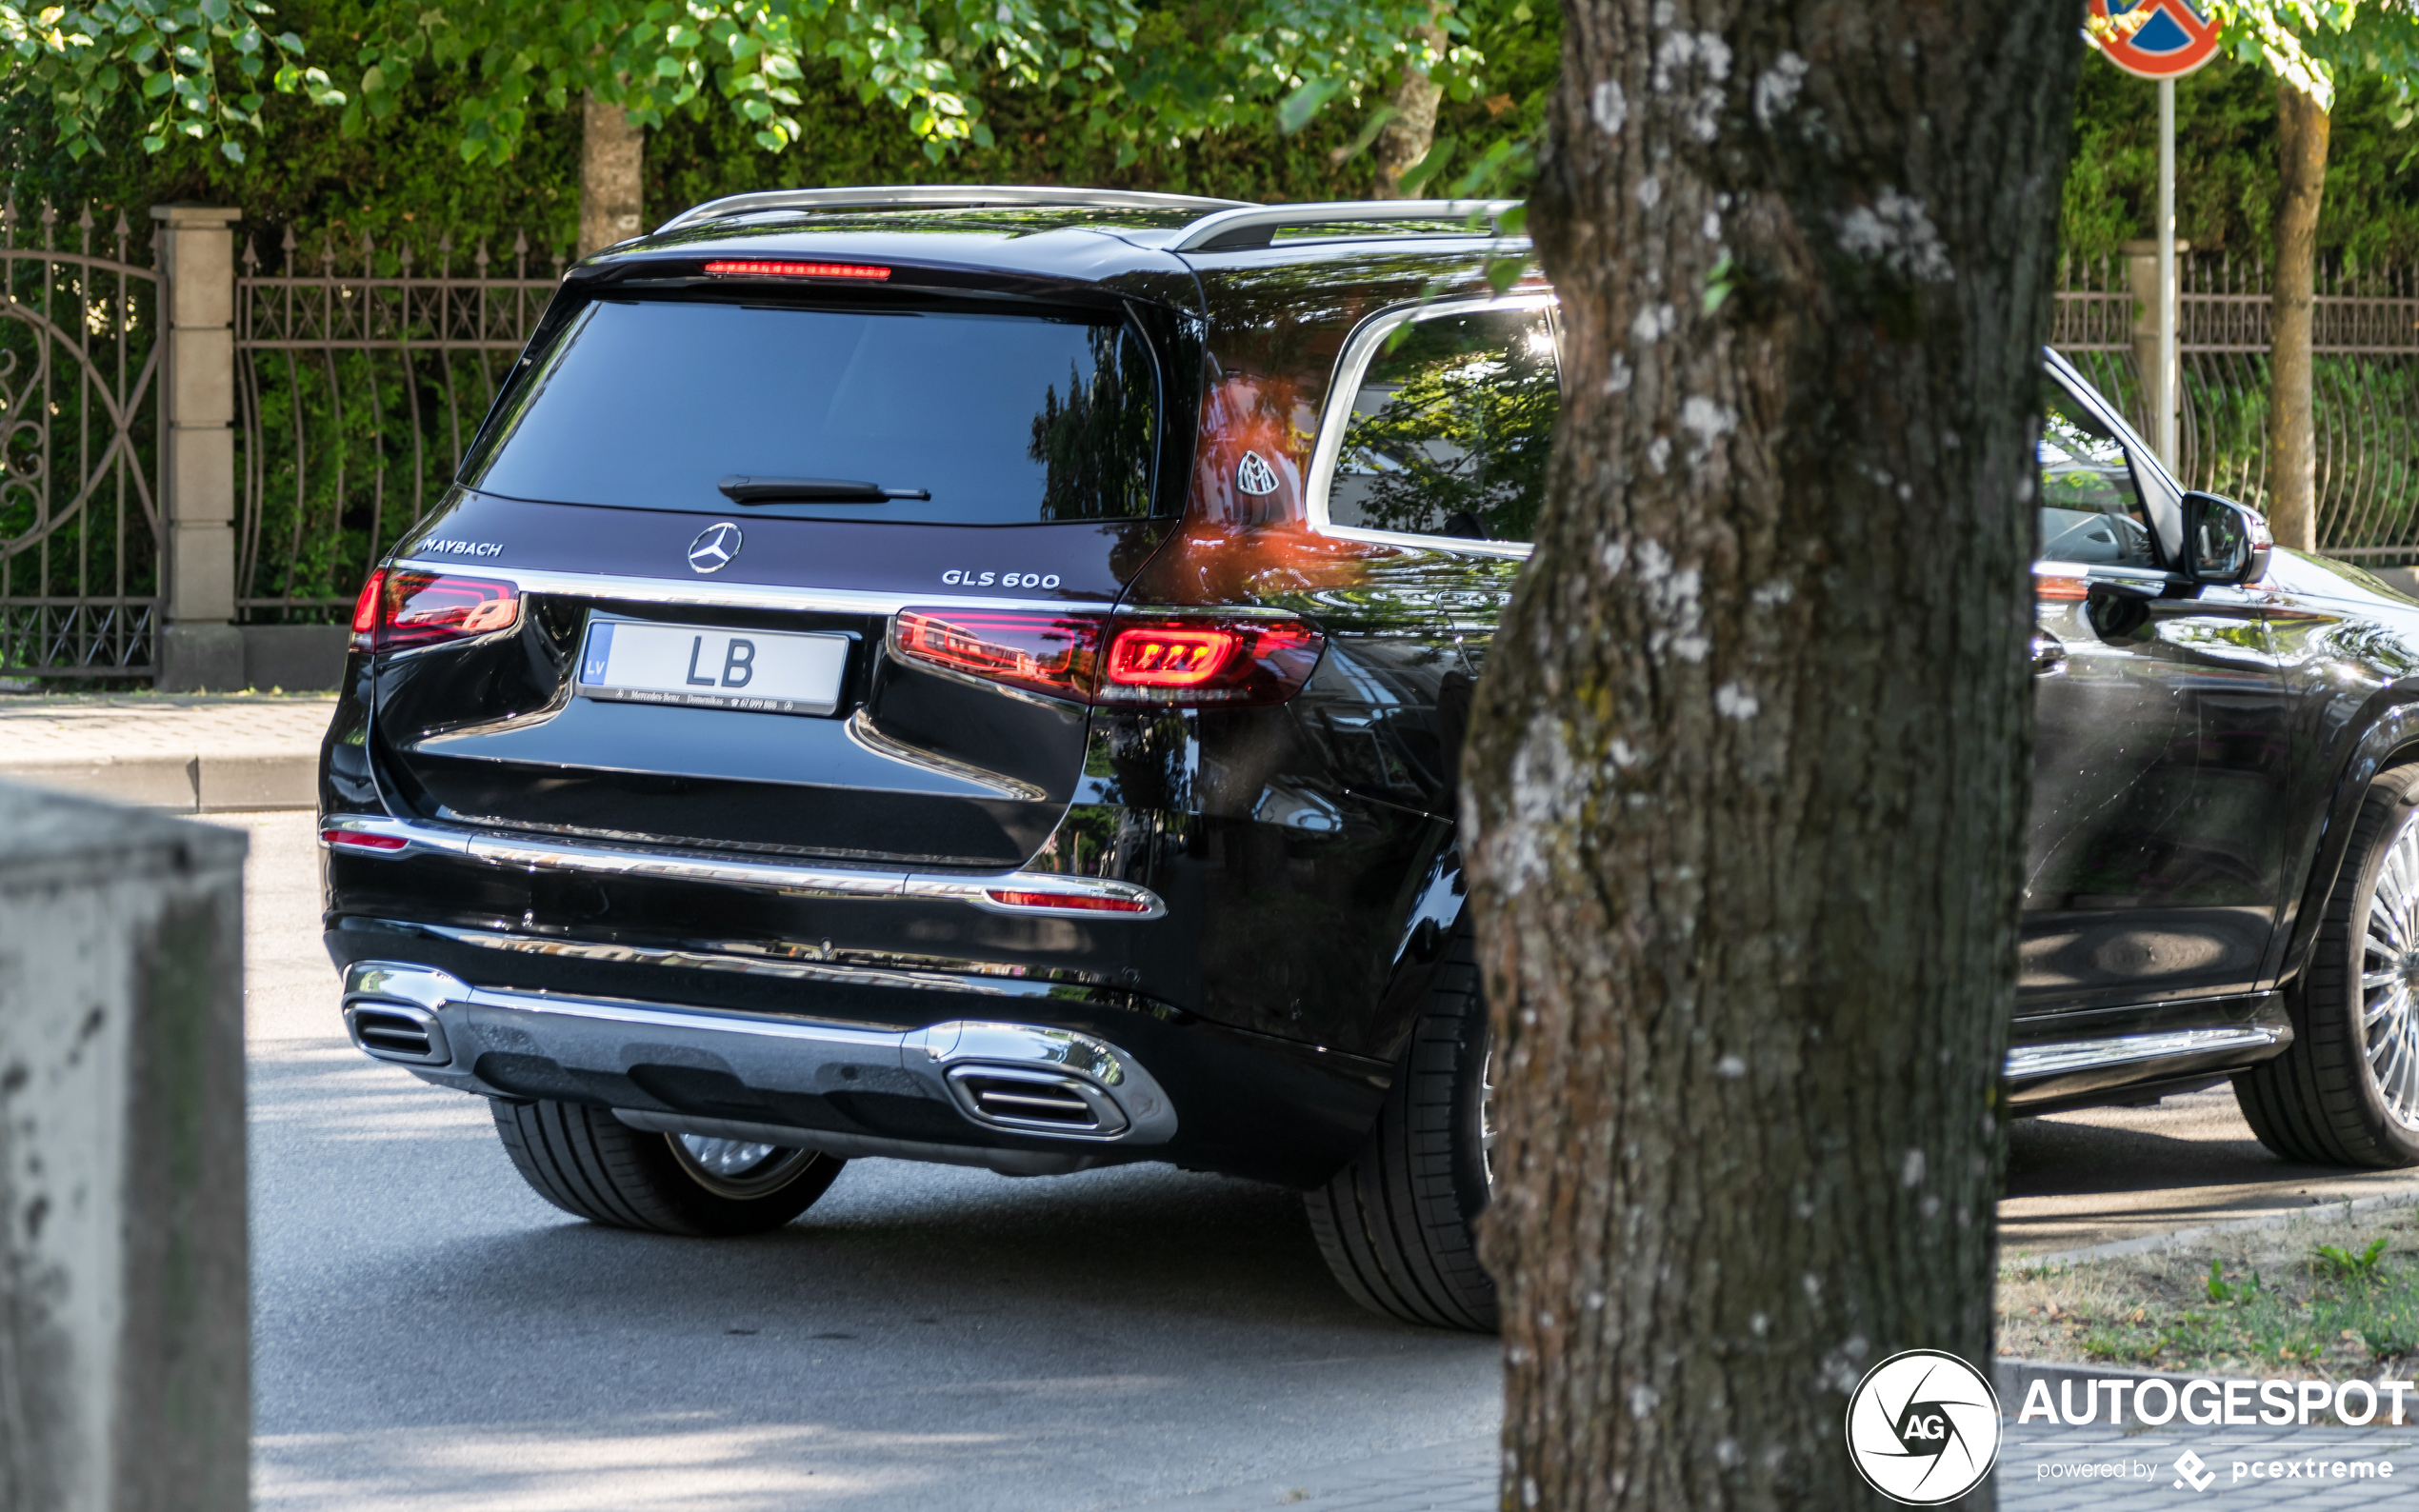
[2051,253,2419,564]
[234,228,564,624]
[0,205,164,679]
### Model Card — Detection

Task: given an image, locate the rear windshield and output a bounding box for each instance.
[461,298,1158,523]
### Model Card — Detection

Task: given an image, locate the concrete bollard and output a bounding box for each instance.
[0,783,248,1512]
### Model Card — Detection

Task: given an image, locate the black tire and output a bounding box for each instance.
[491,1099,845,1236]
[1304,921,1498,1331]
[2235,761,2419,1167]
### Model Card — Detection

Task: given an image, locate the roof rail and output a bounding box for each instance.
[1170,199,1522,253]
[655,185,1257,235]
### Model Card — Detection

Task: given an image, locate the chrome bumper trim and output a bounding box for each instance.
[2004,1025,2283,1082]
[320,815,1166,920]
[341,961,1178,1147]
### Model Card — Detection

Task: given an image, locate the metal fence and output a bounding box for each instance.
[2051,254,2419,562]
[234,228,563,623]
[0,205,163,678]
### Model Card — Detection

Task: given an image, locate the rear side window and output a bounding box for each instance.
[462,299,1157,523]
[1329,306,1560,544]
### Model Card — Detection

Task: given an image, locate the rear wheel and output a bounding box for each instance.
[2235,762,2419,1167]
[1304,921,1499,1331]
[491,1099,845,1235]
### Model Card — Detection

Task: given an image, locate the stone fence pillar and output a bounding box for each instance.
[0,784,249,1511]
[150,206,243,693]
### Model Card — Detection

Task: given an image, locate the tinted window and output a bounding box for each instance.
[2039,381,2155,567]
[463,299,1156,523]
[1329,306,1559,544]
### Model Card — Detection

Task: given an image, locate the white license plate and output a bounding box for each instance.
[575,619,849,716]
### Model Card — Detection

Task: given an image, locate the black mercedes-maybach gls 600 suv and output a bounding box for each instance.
[323,185,2419,1333]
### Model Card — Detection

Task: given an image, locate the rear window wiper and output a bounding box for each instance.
[718,474,931,504]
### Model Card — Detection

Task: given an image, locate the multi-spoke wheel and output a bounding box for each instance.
[491,1099,848,1235]
[2237,764,2419,1167]
[1304,918,1500,1331]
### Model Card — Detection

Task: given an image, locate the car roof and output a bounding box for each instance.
[589,187,1529,290]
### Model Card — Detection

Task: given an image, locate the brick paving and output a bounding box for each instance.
[1119,1422,2419,1510]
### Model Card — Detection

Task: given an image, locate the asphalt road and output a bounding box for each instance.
[228,811,1500,1512]
[222,806,2419,1507]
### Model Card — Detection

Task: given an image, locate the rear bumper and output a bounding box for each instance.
[327,922,1390,1186]
[345,959,1176,1176]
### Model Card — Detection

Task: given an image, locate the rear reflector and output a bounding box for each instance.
[984,887,1152,914]
[322,827,409,852]
[703,260,890,281]
[891,608,1325,708]
[2035,574,2090,601]
[370,570,520,651]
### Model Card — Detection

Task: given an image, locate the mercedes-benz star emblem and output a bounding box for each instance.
[687,522,744,574]
[1235,449,1280,497]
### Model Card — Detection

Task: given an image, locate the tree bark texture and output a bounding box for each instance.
[2268,82,2329,554]
[1464,6,2083,1508]
[1372,8,1451,197]
[579,91,647,259]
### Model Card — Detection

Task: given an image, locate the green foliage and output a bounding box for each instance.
[2208,1257,2263,1303]
[2315,1235,2393,1280]
[2063,60,2419,262]
[0,0,340,163]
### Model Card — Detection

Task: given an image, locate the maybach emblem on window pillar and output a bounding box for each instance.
[1235,450,1281,497]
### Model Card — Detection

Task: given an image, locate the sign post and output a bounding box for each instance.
[2086,0,2221,472]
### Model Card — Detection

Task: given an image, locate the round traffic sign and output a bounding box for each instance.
[2088,0,2222,80]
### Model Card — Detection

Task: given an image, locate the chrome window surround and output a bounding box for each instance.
[342,961,1178,1146]
[321,815,1167,920]
[2003,1025,2282,1082]
[656,185,1253,235]
[1302,291,1556,562]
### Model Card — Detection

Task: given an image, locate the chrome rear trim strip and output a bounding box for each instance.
[321,815,1166,919]
[387,561,1112,620]
[2004,1025,2282,1082]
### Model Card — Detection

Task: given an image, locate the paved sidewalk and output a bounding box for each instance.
[0,691,333,811]
[1119,1422,2419,1510]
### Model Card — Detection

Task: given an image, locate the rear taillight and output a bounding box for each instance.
[1096,618,1324,706]
[890,608,1323,707]
[358,570,520,651]
[891,610,1099,701]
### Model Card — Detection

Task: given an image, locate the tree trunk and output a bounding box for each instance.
[1464,6,2083,1508]
[579,91,646,259]
[1371,8,1450,198]
[2269,82,2329,554]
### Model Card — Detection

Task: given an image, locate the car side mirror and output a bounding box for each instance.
[2181,491,2271,586]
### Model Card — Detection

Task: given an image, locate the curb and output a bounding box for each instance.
[0,753,317,813]
[2010,1186,2419,1269]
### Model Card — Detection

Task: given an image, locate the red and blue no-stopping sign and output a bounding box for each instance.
[2087,0,2222,79]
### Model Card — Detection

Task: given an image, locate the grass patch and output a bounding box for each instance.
[1999,1206,2419,1379]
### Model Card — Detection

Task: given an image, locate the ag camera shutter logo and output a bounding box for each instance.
[1845,1350,2002,1504]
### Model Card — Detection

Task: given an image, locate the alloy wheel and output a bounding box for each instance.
[2360,814,2419,1128]
[668,1133,822,1201]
